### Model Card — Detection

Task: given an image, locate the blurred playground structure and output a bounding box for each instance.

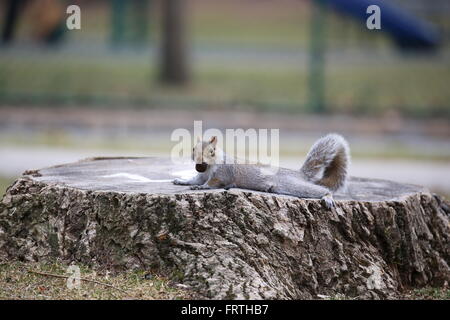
[0,0,449,196]
[0,0,449,117]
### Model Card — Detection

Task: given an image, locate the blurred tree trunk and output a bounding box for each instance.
[159,0,189,85]
[308,0,327,113]
[1,0,25,44]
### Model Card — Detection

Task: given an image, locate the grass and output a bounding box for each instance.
[403,287,450,300]
[0,55,448,117]
[0,176,15,199]
[0,261,192,300]
[325,287,450,300]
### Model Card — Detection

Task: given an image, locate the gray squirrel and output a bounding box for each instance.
[173,133,350,208]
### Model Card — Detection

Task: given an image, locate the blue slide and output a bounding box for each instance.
[322,0,441,50]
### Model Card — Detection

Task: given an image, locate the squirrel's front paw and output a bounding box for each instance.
[173,178,187,185]
[321,194,335,210]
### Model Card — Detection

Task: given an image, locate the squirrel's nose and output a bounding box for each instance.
[195,163,208,173]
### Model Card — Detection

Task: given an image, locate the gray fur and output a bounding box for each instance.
[173,133,351,209]
[300,133,350,192]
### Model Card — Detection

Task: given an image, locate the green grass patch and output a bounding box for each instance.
[324,287,450,300]
[403,287,450,300]
[1,55,449,117]
[0,176,15,199]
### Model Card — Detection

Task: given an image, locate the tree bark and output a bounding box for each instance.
[0,157,449,299]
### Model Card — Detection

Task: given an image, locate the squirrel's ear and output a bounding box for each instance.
[209,136,217,146]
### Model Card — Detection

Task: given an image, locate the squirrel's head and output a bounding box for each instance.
[192,136,217,172]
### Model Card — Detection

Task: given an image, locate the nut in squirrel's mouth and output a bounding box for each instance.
[195,163,208,173]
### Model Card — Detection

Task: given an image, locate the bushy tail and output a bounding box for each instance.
[300,133,350,192]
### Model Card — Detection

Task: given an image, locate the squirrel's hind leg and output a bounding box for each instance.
[190,184,213,190]
[321,193,335,209]
[224,183,236,190]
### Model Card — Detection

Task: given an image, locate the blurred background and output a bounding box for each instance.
[0,0,449,197]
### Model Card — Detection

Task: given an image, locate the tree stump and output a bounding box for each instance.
[0,157,449,299]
